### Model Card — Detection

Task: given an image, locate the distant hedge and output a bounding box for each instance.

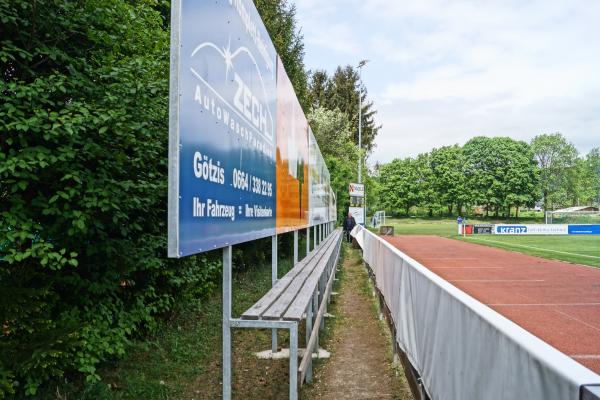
[0,1,227,397]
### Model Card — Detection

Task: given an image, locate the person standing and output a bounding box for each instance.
[343,212,356,243]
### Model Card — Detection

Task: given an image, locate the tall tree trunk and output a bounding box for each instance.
[515,206,519,219]
[448,204,453,215]
[507,205,511,220]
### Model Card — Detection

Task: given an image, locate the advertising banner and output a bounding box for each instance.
[309,129,330,224]
[349,207,365,225]
[568,225,600,235]
[168,0,335,257]
[349,183,365,197]
[275,58,309,233]
[473,224,493,234]
[494,224,569,235]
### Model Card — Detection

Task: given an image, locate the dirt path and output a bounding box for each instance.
[303,244,413,400]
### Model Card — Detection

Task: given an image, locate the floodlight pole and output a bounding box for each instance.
[357,60,368,184]
[357,59,369,226]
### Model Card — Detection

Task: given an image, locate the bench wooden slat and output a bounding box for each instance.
[261,235,338,320]
[283,230,342,321]
[241,231,337,320]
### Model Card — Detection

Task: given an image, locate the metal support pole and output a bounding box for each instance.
[305,303,313,383]
[289,324,298,400]
[293,230,298,265]
[306,226,310,255]
[222,246,232,400]
[272,235,278,353]
[312,289,319,350]
[313,226,317,249]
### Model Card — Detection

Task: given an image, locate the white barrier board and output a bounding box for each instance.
[350,225,600,400]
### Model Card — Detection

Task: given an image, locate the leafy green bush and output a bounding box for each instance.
[0,0,223,397]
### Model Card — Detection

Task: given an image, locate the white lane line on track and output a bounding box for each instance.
[555,309,600,333]
[449,279,545,282]
[433,266,503,269]
[490,303,600,306]
[419,257,478,260]
[465,237,600,259]
[571,355,600,359]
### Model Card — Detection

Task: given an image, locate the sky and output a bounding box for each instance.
[294,0,600,164]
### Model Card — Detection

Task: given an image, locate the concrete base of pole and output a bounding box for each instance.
[255,348,330,360]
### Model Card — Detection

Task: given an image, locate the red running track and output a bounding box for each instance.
[384,235,600,374]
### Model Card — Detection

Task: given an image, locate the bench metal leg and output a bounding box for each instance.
[305,303,313,383]
[293,230,298,265]
[289,323,298,400]
[319,275,325,330]
[223,246,232,400]
[272,235,278,353]
[312,289,319,350]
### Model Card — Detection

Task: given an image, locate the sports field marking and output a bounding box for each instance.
[465,237,600,259]
[555,309,600,333]
[449,279,545,282]
[419,257,478,260]
[433,266,503,269]
[490,303,600,306]
[571,355,600,360]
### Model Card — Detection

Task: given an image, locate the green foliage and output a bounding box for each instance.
[581,148,600,205]
[308,67,380,153]
[254,0,308,110]
[430,145,469,215]
[377,137,539,218]
[379,158,422,215]
[531,133,579,211]
[0,0,225,396]
[307,107,362,222]
[463,136,538,216]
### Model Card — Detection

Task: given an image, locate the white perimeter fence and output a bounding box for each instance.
[350,225,600,400]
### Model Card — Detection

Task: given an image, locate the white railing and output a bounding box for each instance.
[351,225,600,400]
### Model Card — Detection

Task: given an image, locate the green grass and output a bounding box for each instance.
[50,248,301,399]
[381,217,600,268]
[462,235,600,267]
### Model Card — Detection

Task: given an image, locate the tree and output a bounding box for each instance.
[531,133,579,211]
[307,69,329,108]
[414,153,437,217]
[379,158,421,215]
[307,107,354,162]
[580,148,600,206]
[307,107,358,222]
[254,0,308,109]
[307,65,381,153]
[463,137,538,217]
[429,145,470,215]
[0,0,223,396]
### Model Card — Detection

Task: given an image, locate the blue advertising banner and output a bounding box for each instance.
[568,225,600,235]
[169,0,278,257]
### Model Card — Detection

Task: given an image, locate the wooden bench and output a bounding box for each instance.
[229,228,343,399]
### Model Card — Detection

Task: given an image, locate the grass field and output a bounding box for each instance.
[382,218,600,268]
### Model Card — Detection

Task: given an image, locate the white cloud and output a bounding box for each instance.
[295,0,600,163]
